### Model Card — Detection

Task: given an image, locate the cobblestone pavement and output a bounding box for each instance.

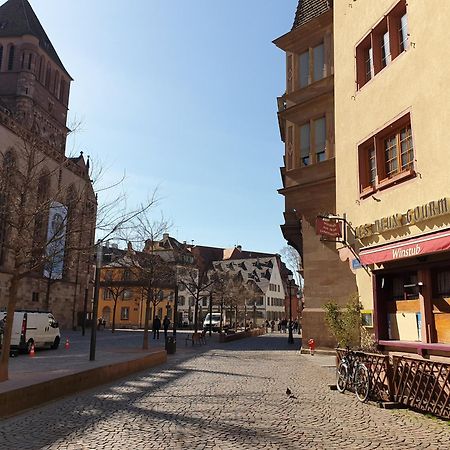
[0,334,449,450]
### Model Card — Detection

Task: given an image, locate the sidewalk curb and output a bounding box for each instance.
[0,349,167,418]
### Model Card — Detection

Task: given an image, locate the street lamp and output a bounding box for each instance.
[89,242,103,361]
[287,274,294,344]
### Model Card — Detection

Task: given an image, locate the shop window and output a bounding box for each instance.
[356,0,408,89]
[384,271,419,301]
[120,307,129,320]
[434,269,450,296]
[358,113,414,196]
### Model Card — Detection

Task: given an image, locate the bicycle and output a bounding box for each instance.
[336,349,371,402]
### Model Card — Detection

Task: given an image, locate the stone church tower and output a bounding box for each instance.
[0,0,96,329]
[0,0,72,152]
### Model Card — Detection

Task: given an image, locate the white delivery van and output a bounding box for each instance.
[0,311,60,354]
[203,312,226,332]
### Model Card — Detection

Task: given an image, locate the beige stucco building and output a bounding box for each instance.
[335,0,450,357]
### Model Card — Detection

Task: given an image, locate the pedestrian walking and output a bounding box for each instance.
[270,320,275,332]
[152,315,161,339]
[163,316,170,339]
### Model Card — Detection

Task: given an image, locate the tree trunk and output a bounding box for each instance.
[0,276,19,382]
[219,298,224,333]
[112,298,117,333]
[194,297,199,333]
[142,289,151,350]
[44,276,51,311]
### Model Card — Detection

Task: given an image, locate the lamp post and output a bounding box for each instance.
[208,291,213,337]
[287,274,294,344]
[173,270,178,338]
[89,242,102,361]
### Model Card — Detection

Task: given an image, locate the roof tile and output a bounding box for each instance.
[292,0,331,30]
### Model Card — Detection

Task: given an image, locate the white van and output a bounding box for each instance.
[203,312,226,332]
[0,311,60,354]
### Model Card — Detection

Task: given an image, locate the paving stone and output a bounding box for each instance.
[0,334,449,449]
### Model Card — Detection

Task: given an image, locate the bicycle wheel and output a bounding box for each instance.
[354,363,370,402]
[336,362,348,393]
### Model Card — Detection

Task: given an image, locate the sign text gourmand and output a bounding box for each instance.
[355,198,449,239]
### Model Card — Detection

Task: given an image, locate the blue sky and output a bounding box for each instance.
[28,0,298,254]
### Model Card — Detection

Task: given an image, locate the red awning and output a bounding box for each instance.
[359,229,450,265]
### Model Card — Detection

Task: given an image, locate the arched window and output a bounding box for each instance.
[38,56,44,81]
[0,45,3,71]
[45,62,51,88]
[7,44,15,71]
[54,71,60,98]
[60,79,67,105]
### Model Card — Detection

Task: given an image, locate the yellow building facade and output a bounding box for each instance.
[98,266,175,329]
[335,0,450,357]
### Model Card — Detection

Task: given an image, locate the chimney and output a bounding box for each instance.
[163,233,169,240]
[236,245,242,251]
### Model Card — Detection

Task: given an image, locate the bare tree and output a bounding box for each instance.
[100,264,130,333]
[124,213,172,350]
[280,246,303,289]
[0,125,159,381]
[178,264,213,334]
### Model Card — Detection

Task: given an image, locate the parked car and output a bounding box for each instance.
[203,312,227,332]
[0,311,60,354]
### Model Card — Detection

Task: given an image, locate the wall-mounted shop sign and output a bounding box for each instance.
[315,217,342,238]
[355,198,449,239]
[359,228,450,265]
